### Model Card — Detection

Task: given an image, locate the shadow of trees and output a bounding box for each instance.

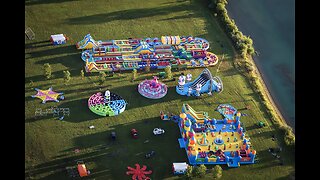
[65,3,193,25]
[25,45,78,60]
[25,0,80,6]
[26,117,186,179]
[25,40,52,49]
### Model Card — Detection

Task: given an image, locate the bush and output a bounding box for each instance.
[80,69,85,79]
[144,65,150,73]
[43,63,52,79]
[280,125,295,146]
[193,164,207,178]
[185,166,193,179]
[63,70,71,84]
[99,71,107,84]
[131,69,137,81]
[247,46,255,55]
[212,165,223,179]
[164,65,173,79]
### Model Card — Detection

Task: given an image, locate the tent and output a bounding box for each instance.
[50,34,67,45]
[172,162,188,175]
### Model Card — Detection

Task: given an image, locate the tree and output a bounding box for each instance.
[212,165,223,179]
[164,66,172,79]
[43,63,52,79]
[80,69,85,79]
[63,70,71,84]
[144,65,150,73]
[193,164,207,178]
[216,3,225,13]
[184,165,193,179]
[131,69,138,81]
[247,46,255,55]
[99,71,107,85]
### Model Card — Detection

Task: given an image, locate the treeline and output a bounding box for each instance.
[210,0,254,59]
[208,0,295,148]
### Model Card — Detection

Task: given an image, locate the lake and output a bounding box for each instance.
[227,0,295,130]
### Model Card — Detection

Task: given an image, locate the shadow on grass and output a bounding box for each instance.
[65,3,193,25]
[25,0,80,6]
[26,117,186,179]
[25,44,78,60]
[109,83,187,112]
[25,40,52,49]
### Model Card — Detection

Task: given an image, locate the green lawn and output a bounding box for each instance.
[25,0,294,179]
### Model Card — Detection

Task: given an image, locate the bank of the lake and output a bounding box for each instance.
[227,0,295,130]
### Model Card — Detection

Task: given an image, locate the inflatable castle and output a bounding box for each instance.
[177,104,256,167]
[76,34,219,72]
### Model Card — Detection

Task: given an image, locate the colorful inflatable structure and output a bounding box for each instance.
[76,34,100,49]
[126,164,152,180]
[88,90,126,116]
[31,87,63,103]
[138,76,168,99]
[176,68,223,96]
[76,34,219,72]
[177,104,256,167]
[77,161,89,177]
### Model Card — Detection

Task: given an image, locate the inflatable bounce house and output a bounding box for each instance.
[138,76,168,99]
[176,68,223,97]
[88,90,126,116]
[177,104,256,167]
[76,34,219,72]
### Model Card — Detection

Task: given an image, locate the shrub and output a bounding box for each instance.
[185,166,193,179]
[144,65,150,73]
[99,71,107,84]
[131,69,137,81]
[212,165,223,179]
[80,69,85,79]
[43,63,52,79]
[280,125,295,146]
[165,65,173,79]
[193,164,207,178]
[63,70,71,84]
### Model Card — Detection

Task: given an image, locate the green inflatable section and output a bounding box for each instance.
[89,104,115,116]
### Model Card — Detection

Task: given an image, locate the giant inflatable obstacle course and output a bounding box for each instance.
[88,90,126,116]
[176,68,223,97]
[76,34,219,72]
[138,76,168,99]
[177,104,256,167]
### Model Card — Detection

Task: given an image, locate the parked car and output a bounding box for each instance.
[153,128,165,135]
[145,151,155,159]
[131,129,138,139]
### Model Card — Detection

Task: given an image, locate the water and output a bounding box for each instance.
[227,0,295,129]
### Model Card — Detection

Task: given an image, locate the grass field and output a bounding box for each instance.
[25,0,294,179]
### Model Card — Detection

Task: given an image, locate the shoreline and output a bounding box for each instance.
[249,55,294,132]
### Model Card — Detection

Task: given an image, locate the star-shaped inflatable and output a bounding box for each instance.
[31,87,63,103]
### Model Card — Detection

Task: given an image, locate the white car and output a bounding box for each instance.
[153,128,165,135]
